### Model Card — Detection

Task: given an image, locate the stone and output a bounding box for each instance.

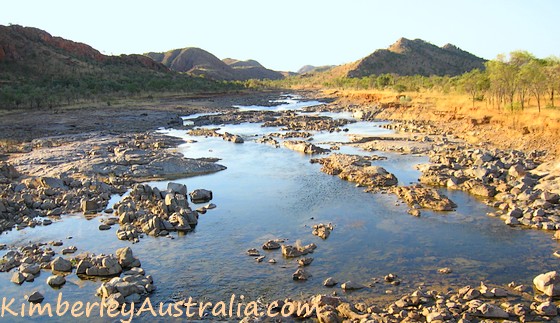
[247,248,260,256]
[62,246,78,255]
[341,281,364,290]
[477,303,509,318]
[438,267,452,274]
[536,301,558,316]
[51,257,72,272]
[189,189,213,203]
[262,240,281,250]
[47,275,66,288]
[167,182,187,196]
[19,263,41,275]
[292,268,310,281]
[81,199,99,213]
[99,224,111,230]
[26,291,45,303]
[534,271,560,296]
[312,223,333,239]
[116,247,141,268]
[297,257,314,266]
[11,272,25,285]
[324,277,338,287]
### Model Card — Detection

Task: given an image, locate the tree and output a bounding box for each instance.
[460,69,490,108]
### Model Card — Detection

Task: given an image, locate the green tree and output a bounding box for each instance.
[460,69,490,108]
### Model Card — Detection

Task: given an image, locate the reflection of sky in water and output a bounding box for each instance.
[1,95,559,321]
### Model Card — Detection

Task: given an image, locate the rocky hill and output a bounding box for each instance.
[0,24,169,78]
[0,25,239,109]
[347,38,486,77]
[145,48,284,81]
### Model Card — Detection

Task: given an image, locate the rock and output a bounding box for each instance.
[247,248,260,257]
[99,224,111,230]
[324,277,338,287]
[438,267,452,274]
[262,240,281,250]
[534,271,560,296]
[542,191,560,204]
[298,257,314,266]
[477,303,509,318]
[19,263,41,275]
[316,305,340,323]
[292,268,310,281]
[81,199,99,214]
[337,302,368,320]
[47,275,66,288]
[508,164,526,178]
[426,311,444,322]
[167,182,187,196]
[189,189,213,203]
[283,141,330,155]
[51,257,72,272]
[116,247,141,268]
[312,223,333,239]
[341,281,364,290]
[281,243,317,258]
[26,291,44,303]
[11,272,25,285]
[62,246,77,255]
[39,177,67,189]
[536,301,558,316]
[392,186,456,211]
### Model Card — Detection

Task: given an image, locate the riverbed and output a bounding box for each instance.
[0,94,558,321]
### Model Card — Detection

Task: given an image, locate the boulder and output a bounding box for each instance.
[81,199,99,213]
[11,272,25,285]
[536,301,558,316]
[19,263,41,275]
[189,189,213,203]
[534,271,560,296]
[297,257,314,267]
[167,182,187,196]
[323,277,338,287]
[51,257,72,272]
[116,247,141,268]
[262,240,281,250]
[341,281,364,290]
[476,303,509,318]
[47,275,66,288]
[26,291,44,303]
[292,268,310,281]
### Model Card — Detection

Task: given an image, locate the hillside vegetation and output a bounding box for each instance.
[0,25,243,109]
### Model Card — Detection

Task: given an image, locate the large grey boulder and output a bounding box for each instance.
[51,257,72,272]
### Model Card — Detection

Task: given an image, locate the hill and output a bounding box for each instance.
[0,24,169,78]
[0,25,239,109]
[145,48,284,81]
[347,38,486,77]
[297,65,336,74]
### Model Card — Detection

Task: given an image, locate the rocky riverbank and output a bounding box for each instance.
[1,91,560,322]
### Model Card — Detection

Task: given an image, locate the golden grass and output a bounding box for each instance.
[324,88,560,158]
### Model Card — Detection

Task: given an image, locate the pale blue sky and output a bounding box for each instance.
[1,0,558,72]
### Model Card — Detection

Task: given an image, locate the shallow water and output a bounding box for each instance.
[1,94,559,321]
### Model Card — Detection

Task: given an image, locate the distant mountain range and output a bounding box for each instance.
[0,24,487,89]
[145,48,284,81]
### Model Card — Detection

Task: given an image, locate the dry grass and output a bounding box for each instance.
[324,89,560,159]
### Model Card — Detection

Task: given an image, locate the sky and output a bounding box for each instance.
[1,0,559,72]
